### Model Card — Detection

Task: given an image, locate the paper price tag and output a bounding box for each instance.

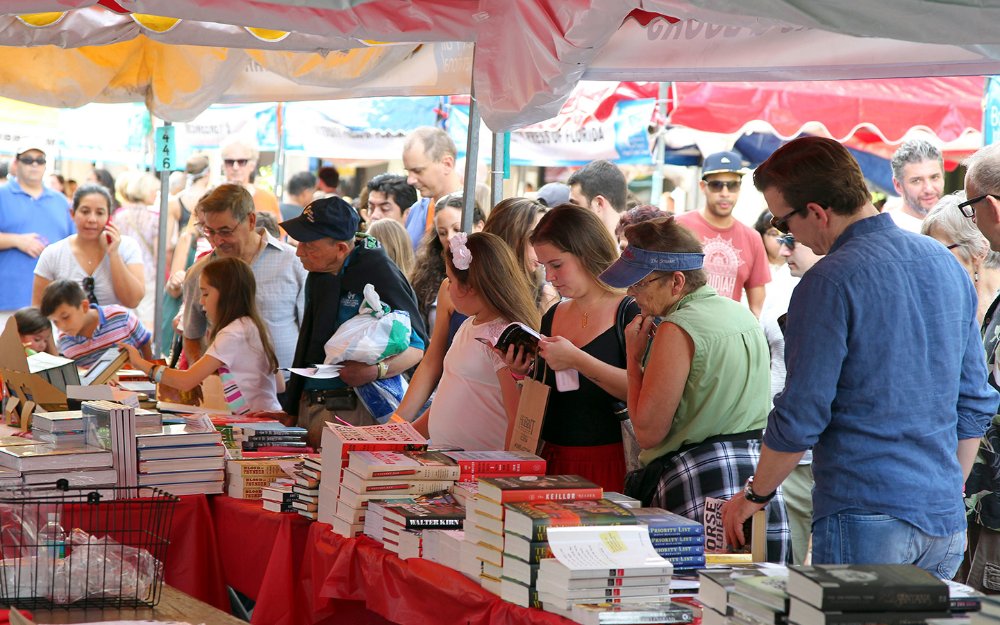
[154,125,179,172]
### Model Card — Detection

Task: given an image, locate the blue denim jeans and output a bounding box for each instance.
[813,512,965,580]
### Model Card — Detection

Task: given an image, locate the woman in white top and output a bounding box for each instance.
[122,257,281,413]
[32,184,145,310]
[414,232,540,451]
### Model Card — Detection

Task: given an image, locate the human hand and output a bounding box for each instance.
[339,360,378,387]
[246,410,298,427]
[499,344,534,376]
[16,233,46,258]
[101,222,122,254]
[537,336,579,371]
[166,270,186,294]
[720,493,765,549]
[116,343,147,372]
[624,315,655,362]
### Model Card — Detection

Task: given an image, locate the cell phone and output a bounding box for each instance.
[105,231,113,245]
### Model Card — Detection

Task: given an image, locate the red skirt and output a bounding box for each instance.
[541,441,626,494]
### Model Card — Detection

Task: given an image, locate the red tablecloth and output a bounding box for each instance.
[305,525,575,625]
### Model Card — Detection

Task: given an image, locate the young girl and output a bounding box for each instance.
[14,307,56,355]
[413,232,540,450]
[121,257,281,413]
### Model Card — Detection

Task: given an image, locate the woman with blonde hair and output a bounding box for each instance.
[367,218,415,276]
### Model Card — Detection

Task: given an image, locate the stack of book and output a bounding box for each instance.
[500,497,634,608]
[976,597,1000,625]
[698,566,777,625]
[261,477,296,512]
[533,525,677,616]
[226,457,296,499]
[380,501,466,559]
[0,443,114,488]
[631,508,706,570]
[335,450,458,538]
[291,456,322,520]
[443,451,546,484]
[358,492,458,543]
[32,410,89,447]
[465,475,603,598]
[569,600,695,625]
[728,569,791,625]
[135,422,226,495]
[232,422,309,452]
[422,529,465,570]
[785,565,951,625]
[317,422,426,533]
[82,400,137,487]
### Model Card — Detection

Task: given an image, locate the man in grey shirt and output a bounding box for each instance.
[181,184,305,372]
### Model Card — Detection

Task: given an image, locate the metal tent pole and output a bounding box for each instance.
[153,121,171,354]
[461,47,480,232]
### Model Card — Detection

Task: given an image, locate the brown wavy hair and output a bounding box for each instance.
[446,232,540,330]
[201,257,278,373]
[530,203,622,293]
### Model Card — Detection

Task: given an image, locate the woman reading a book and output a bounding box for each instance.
[412,232,540,451]
[504,204,640,492]
[120,257,282,414]
[600,216,790,562]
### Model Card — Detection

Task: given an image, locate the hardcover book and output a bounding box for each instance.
[381,502,466,530]
[788,597,948,625]
[347,450,460,481]
[339,469,454,497]
[0,444,112,472]
[733,573,790,612]
[570,600,694,625]
[631,507,704,537]
[787,564,949,612]
[443,450,546,477]
[503,498,636,541]
[478,474,602,504]
[136,423,224,448]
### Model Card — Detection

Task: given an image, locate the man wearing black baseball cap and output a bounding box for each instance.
[675,150,770,317]
[264,196,427,446]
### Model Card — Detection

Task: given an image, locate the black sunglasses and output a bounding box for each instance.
[777,234,796,250]
[223,158,250,168]
[705,180,741,192]
[82,276,98,305]
[17,156,46,166]
[958,194,1000,218]
[770,206,809,234]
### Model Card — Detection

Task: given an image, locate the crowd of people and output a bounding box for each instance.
[5,126,1000,591]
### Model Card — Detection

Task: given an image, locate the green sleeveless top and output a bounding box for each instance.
[638,285,770,467]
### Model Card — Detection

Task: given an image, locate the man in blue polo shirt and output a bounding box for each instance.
[721,137,997,579]
[0,142,73,316]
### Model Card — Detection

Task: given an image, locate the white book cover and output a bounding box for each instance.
[546,525,672,570]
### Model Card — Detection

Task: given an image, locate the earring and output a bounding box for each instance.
[976,270,981,283]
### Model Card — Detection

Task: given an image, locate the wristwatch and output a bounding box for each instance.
[376,360,389,380]
[743,476,776,504]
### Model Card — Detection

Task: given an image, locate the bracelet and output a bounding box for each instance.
[147,365,160,383]
[376,360,389,380]
[153,366,166,384]
[743,476,776,504]
[510,370,526,381]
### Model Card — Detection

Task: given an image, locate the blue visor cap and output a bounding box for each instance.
[599,246,705,288]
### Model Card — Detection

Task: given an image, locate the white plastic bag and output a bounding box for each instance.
[324,284,412,365]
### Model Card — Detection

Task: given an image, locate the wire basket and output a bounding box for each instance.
[0,479,178,610]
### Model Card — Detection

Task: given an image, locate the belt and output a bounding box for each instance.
[305,388,355,403]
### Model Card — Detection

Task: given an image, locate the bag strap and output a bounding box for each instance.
[614,295,634,357]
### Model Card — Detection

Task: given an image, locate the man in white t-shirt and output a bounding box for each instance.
[887,139,945,233]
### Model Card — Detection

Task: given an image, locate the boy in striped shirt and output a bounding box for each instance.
[40,279,152,369]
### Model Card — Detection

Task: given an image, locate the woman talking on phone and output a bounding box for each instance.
[32,183,145,312]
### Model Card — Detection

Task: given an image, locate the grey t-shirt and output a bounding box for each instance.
[34,236,144,306]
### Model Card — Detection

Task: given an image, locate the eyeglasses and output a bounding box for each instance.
[223,159,250,168]
[198,216,246,239]
[628,274,668,291]
[81,276,98,305]
[770,206,809,234]
[958,194,1000,218]
[705,180,741,193]
[777,234,796,250]
[17,156,46,166]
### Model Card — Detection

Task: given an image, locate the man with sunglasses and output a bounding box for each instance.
[220,134,281,226]
[675,151,770,317]
[0,141,73,317]
[721,136,996,578]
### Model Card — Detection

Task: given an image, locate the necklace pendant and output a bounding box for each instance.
[581,311,589,328]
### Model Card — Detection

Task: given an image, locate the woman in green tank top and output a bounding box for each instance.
[600,216,790,564]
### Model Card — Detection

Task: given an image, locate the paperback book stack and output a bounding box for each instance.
[499,496,634,608]
[261,477,296,512]
[32,409,158,447]
[82,400,137,487]
[334,450,459,539]
[292,457,322,520]
[786,564,950,625]
[533,525,678,618]
[380,501,466,560]
[631,508,706,571]
[728,568,791,625]
[318,421,426,532]
[226,457,297,499]
[0,442,114,489]
[233,422,309,452]
[698,566,779,625]
[422,529,465,570]
[465,474,603,597]
[359,492,459,543]
[135,422,226,495]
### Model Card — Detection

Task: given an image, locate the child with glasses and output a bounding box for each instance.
[39,279,151,368]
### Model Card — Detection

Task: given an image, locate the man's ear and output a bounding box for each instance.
[891,177,903,196]
[80,299,91,313]
[246,211,257,230]
[440,154,456,172]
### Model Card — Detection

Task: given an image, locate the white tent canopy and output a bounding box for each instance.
[1,1,1000,130]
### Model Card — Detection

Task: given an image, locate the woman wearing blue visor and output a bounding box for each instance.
[601,216,790,563]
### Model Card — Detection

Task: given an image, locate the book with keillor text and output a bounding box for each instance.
[503,498,635,541]
[787,564,949,612]
[478,474,601,504]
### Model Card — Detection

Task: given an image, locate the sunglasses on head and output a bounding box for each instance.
[17,156,46,166]
[82,276,98,305]
[705,180,741,192]
[223,159,250,168]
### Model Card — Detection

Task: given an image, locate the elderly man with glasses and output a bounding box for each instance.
[675,151,771,317]
[721,136,996,579]
[220,134,282,226]
[181,184,305,379]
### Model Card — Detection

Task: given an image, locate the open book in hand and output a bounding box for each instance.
[475,322,541,354]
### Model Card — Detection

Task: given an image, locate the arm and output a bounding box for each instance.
[31,275,51,308]
[746,285,766,318]
[395,281,453,420]
[120,342,222,392]
[183,337,204,362]
[720,443,805,547]
[103,225,145,308]
[411,407,430,437]
[625,318,693,449]
[959,438,981,482]
[338,346,425,388]
[0,232,45,257]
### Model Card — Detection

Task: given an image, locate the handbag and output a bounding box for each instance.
[613,296,643,473]
[508,360,550,453]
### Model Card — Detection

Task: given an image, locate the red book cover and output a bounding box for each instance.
[478,475,602,503]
